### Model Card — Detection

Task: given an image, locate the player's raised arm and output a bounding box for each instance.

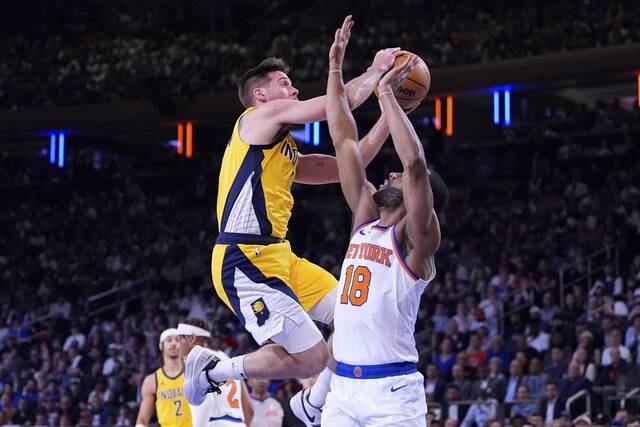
[377,55,438,256]
[325,18,365,214]
[249,16,398,128]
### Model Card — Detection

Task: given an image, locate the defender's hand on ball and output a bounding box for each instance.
[377,54,420,94]
[329,15,354,69]
[370,47,403,74]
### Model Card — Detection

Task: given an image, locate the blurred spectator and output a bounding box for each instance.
[543,347,568,379]
[450,364,472,400]
[523,358,548,398]
[503,360,524,403]
[601,328,632,365]
[425,364,446,403]
[460,390,496,427]
[510,385,537,418]
[435,338,457,378]
[572,347,596,383]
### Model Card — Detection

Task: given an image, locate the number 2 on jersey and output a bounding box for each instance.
[340,265,372,306]
[226,381,240,409]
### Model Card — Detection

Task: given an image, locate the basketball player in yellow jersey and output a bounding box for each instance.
[136,329,191,427]
[184,15,399,425]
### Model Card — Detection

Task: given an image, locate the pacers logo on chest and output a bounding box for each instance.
[280,141,298,165]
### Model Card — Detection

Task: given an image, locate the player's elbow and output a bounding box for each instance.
[403,157,428,178]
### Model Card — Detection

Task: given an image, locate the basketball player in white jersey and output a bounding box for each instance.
[321,34,448,426]
[177,319,254,426]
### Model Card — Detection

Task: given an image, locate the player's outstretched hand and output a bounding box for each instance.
[370,48,402,74]
[329,15,354,70]
[377,53,419,93]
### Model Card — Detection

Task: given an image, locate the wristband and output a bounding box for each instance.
[378,91,393,98]
[329,69,342,73]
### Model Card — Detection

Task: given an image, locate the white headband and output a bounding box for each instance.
[159,328,179,347]
[176,323,211,338]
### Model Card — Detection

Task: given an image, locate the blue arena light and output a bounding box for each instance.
[504,90,511,126]
[57,132,65,168]
[493,91,500,125]
[313,122,320,146]
[49,134,56,164]
[304,123,311,144]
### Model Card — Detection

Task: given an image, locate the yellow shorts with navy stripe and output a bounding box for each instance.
[211,239,337,344]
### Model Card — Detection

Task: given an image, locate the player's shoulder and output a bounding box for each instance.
[141,371,158,394]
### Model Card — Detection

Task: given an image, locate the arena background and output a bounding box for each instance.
[1,1,640,426]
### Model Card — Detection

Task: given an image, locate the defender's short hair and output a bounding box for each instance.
[237,57,291,108]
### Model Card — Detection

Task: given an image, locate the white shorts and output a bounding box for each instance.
[257,285,337,354]
[323,371,427,427]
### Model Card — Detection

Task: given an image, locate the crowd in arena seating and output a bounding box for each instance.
[0,97,639,427]
[1,0,639,110]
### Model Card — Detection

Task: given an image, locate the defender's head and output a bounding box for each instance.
[373,169,448,216]
[176,318,211,359]
[237,58,299,108]
[158,328,181,359]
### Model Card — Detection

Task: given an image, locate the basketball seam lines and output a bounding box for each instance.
[405,76,428,91]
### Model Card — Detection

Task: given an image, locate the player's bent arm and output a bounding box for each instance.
[135,374,156,426]
[378,86,435,254]
[240,382,253,426]
[358,114,389,166]
[252,66,387,130]
[293,119,389,187]
[344,66,387,109]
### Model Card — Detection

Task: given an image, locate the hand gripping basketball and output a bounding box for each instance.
[377,53,420,93]
[370,47,402,73]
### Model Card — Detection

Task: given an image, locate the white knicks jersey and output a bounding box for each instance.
[189,350,246,427]
[333,219,436,366]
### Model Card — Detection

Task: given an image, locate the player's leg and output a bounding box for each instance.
[184,242,329,405]
[363,372,428,427]
[287,255,339,425]
[321,375,362,427]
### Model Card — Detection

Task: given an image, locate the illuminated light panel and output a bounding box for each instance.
[186,122,193,158]
[435,98,442,130]
[50,134,56,164]
[313,122,320,146]
[445,96,453,136]
[57,133,65,168]
[504,90,511,126]
[177,123,184,155]
[493,91,500,124]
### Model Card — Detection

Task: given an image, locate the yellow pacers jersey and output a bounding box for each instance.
[217,107,298,240]
[155,368,192,427]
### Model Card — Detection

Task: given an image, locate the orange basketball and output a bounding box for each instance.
[376,52,431,111]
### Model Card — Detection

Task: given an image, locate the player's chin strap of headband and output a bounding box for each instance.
[176,323,211,337]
